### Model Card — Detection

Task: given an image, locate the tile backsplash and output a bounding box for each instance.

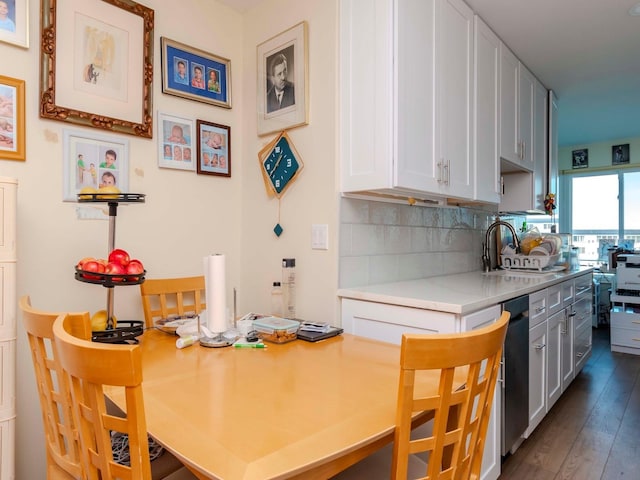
[339,197,514,288]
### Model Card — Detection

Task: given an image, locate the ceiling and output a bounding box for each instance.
[219,0,640,147]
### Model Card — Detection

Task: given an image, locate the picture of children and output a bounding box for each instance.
[99,149,117,169]
[90,163,97,184]
[163,144,172,158]
[203,152,211,166]
[206,132,223,149]
[211,153,219,167]
[219,155,226,169]
[173,145,182,162]
[183,147,192,162]
[166,124,188,144]
[191,65,205,89]
[207,69,220,93]
[100,171,116,187]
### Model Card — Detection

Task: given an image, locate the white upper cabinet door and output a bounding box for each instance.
[499,43,519,166]
[340,0,395,192]
[435,0,474,199]
[396,0,438,192]
[473,15,500,204]
[518,63,535,170]
[533,78,548,211]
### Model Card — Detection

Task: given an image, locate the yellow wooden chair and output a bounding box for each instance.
[19,295,90,479]
[333,311,510,480]
[139,276,206,329]
[52,313,197,480]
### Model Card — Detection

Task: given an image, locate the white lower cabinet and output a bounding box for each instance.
[527,319,547,437]
[341,299,500,480]
[546,310,563,410]
[610,293,640,355]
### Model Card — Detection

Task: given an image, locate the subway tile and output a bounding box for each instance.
[339,256,370,288]
[369,255,399,284]
[370,202,399,225]
[385,226,412,254]
[352,224,386,255]
[341,198,370,223]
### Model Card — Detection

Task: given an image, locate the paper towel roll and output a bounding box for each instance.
[203,254,227,334]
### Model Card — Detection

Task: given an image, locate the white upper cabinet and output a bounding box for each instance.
[340,0,475,202]
[499,43,535,172]
[473,15,500,204]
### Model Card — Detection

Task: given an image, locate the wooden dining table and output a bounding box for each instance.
[104,328,461,479]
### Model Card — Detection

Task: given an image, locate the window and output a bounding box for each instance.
[561,169,640,267]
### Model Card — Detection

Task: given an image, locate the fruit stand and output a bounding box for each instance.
[75,193,146,343]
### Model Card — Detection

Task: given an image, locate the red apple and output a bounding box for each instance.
[126,259,144,281]
[105,262,127,282]
[81,260,105,280]
[77,256,96,269]
[108,248,130,267]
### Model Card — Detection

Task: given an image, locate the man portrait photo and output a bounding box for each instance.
[174,58,189,85]
[266,45,295,113]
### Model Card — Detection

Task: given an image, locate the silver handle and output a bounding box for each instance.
[576,352,584,358]
[437,160,444,184]
[522,141,526,160]
[499,359,505,388]
[443,160,450,186]
[536,306,545,313]
[534,343,546,350]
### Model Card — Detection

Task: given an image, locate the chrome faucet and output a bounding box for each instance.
[482,220,521,272]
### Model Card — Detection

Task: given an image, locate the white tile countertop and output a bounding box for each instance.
[338,267,594,316]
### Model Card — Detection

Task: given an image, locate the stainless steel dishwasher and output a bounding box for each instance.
[501,294,529,456]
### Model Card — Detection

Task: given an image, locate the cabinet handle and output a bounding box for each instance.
[446,159,451,186]
[441,160,450,186]
[522,141,526,160]
[633,338,640,342]
[536,306,545,313]
[632,321,640,325]
[437,160,444,184]
[534,343,546,350]
[576,352,584,358]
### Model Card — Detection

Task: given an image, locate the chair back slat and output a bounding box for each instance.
[140,276,206,328]
[392,311,510,480]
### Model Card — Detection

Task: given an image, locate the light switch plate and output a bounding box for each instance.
[311,224,329,250]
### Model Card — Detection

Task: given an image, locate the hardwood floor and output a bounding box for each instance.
[499,325,640,479]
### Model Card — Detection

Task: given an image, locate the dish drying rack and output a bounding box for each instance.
[501,254,560,271]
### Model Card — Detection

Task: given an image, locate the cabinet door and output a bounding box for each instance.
[548,91,559,206]
[499,43,519,165]
[435,0,474,199]
[339,0,395,192]
[529,289,548,328]
[518,63,535,170]
[396,0,438,192]
[473,15,500,204]
[526,320,547,436]
[532,78,547,211]
[561,308,575,391]
[461,304,501,480]
[546,310,563,409]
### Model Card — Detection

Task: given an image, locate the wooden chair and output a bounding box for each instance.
[139,276,206,328]
[19,295,90,479]
[52,313,197,480]
[333,311,510,480]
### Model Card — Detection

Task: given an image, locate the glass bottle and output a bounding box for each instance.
[271,281,283,317]
[282,258,296,320]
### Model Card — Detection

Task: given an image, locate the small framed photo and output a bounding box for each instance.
[0,0,28,48]
[572,149,588,169]
[196,120,231,177]
[157,112,195,171]
[257,21,308,136]
[612,144,630,165]
[0,74,25,161]
[62,128,129,201]
[161,37,231,109]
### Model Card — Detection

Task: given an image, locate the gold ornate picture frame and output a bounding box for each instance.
[39,0,154,138]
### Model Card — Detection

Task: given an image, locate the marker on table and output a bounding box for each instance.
[233,342,267,349]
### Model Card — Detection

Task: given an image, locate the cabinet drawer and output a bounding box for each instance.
[561,280,574,307]
[529,289,548,328]
[575,315,591,339]
[547,283,563,315]
[573,297,592,332]
[341,299,457,345]
[611,327,640,349]
[574,274,592,300]
[610,310,640,330]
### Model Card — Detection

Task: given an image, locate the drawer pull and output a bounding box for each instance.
[633,338,640,342]
[576,352,583,358]
[534,343,546,350]
[633,321,640,325]
[536,306,545,313]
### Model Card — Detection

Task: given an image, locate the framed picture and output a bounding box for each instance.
[196,120,231,177]
[0,0,28,48]
[257,21,308,136]
[157,112,195,171]
[572,148,588,169]
[62,128,129,202]
[39,0,154,138]
[0,75,25,161]
[612,144,630,165]
[161,37,231,109]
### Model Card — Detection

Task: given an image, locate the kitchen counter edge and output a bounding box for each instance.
[337,267,594,316]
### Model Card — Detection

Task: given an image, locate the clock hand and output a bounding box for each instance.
[269,154,283,178]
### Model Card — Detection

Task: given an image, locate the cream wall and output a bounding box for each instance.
[2,1,247,478]
[239,0,340,323]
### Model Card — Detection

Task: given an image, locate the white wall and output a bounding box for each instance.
[2,1,245,477]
